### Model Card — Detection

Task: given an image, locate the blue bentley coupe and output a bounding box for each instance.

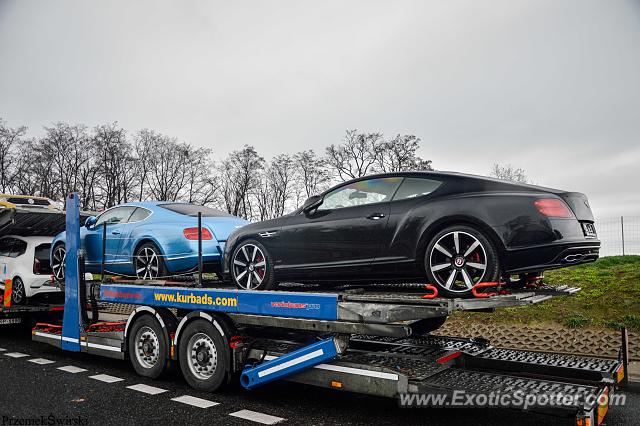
[50,202,248,281]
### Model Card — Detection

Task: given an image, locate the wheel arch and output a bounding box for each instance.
[124,306,177,360]
[173,310,235,372]
[416,215,505,274]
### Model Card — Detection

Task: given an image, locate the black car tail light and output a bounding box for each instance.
[534,199,574,218]
[183,227,213,240]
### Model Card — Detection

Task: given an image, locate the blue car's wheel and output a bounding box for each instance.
[51,244,66,284]
[135,243,167,280]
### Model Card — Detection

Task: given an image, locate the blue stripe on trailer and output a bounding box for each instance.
[61,193,81,352]
[100,284,339,320]
[240,337,339,389]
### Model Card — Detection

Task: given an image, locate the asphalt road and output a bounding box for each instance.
[0,325,636,426]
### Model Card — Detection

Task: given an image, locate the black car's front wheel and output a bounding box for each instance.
[425,225,500,297]
[230,239,275,290]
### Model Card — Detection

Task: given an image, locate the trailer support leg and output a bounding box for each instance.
[240,337,344,390]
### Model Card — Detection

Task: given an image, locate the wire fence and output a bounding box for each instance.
[597,216,640,257]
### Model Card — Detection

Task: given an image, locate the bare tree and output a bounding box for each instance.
[133,129,158,201]
[376,134,433,172]
[294,150,331,201]
[93,123,138,209]
[325,130,384,181]
[219,145,264,219]
[267,153,296,218]
[490,163,529,183]
[0,119,27,193]
[146,136,190,201]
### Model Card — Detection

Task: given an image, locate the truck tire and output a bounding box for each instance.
[128,314,168,379]
[179,319,228,392]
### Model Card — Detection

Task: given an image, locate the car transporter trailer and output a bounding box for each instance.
[1,193,628,425]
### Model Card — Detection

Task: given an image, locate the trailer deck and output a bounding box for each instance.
[4,193,629,425]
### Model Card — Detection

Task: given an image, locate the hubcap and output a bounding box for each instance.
[136,247,159,280]
[12,279,24,304]
[135,326,160,369]
[187,333,218,380]
[429,231,488,293]
[232,244,266,290]
[52,246,66,281]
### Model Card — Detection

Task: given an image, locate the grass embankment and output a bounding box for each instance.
[453,256,640,331]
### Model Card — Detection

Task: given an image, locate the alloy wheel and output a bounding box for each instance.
[232,244,266,290]
[429,231,488,293]
[135,247,160,280]
[52,246,66,282]
[12,278,25,304]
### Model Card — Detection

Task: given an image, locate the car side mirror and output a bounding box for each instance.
[302,195,323,213]
[85,216,97,229]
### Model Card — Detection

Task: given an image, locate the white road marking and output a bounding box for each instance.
[28,358,55,365]
[58,365,87,374]
[89,374,124,383]
[171,395,219,408]
[0,348,6,352]
[5,352,29,358]
[127,384,168,395]
[230,410,286,425]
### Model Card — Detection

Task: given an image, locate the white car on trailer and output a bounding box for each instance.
[0,235,58,304]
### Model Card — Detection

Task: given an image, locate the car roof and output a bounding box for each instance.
[0,235,53,243]
[331,171,563,194]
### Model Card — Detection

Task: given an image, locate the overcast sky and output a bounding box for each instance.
[0,0,639,218]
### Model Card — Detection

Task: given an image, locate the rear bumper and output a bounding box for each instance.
[503,241,600,274]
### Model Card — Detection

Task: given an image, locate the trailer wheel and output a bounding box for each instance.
[128,315,167,379]
[179,319,228,392]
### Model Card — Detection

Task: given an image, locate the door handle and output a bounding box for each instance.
[111,230,121,235]
[366,213,386,220]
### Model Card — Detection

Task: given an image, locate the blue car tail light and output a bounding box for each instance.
[183,227,213,240]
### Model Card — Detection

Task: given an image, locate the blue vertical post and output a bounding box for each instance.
[61,193,82,352]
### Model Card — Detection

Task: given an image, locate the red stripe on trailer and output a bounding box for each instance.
[436,351,462,364]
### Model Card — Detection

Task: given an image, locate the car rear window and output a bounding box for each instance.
[392,178,442,200]
[35,243,52,274]
[159,203,231,217]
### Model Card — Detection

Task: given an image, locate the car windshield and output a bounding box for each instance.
[159,203,231,217]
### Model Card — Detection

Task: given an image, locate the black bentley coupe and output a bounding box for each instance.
[224,172,599,296]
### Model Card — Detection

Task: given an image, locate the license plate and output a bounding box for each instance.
[0,317,23,325]
[582,222,597,237]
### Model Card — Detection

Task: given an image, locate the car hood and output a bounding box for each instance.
[203,216,249,242]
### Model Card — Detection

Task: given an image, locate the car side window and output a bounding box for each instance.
[128,207,151,223]
[0,237,14,257]
[392,178,442,200]
[9,239,27,257]
[319,177,403,211]
[95,206,136,227]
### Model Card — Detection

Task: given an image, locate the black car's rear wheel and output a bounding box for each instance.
[231,239,275,290]
[425,225,500,297]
